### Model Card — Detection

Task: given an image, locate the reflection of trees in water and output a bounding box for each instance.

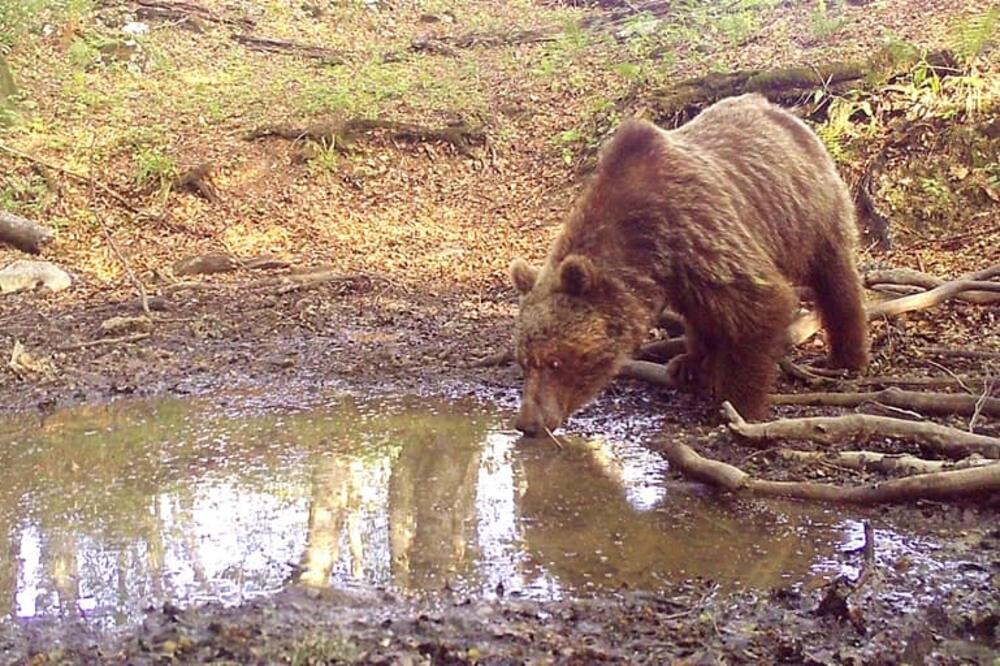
[389,431,481,589]
[0,395,494,621]
[299,458,353,587]
[298,419,486,591]
[0,518,16,618]
[514,438,831,590]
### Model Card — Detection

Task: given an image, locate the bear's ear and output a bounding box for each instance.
[557,254,596,297]
[510,258,539,295]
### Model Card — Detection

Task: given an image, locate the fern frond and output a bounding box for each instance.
[948,8,1000,63]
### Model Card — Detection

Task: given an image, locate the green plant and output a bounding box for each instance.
[611,62,644,84]
[810,0,845,40]
[0,173,51,214]
[555,128,581,166]
[717,11,756,45]
[816,96,873,160]
[918,176,953,206]
[0,0,45,48]
[67,37,98,67]
[948,8,999,63]
[305,138,339,176]
[133,146,176,189]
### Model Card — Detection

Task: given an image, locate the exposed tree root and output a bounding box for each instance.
[865,266,1000,305]
[618,359,677,387]
[173,163,222,204]
[854,375,996,392]
[789,268,1000,345]
[247,119,485,156]
[770,387,1000,418]
[917,346,1000,361]
[636,337,686,362]
[232,34,345,63]
[640,48,958,127]
[665,437,1000,503]
[776,449,997,475]
[719,402,1000,459]
[0,212,54,255]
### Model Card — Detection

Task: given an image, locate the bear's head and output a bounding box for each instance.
[510,254,638,437]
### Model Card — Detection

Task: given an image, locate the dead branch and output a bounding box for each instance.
[162,269,380,294]
[173,163,221,204]
[790,270,1000,345]
[776,449,997,475]
[664,438,1000,504]
[232,34,345,63]
[770,387,1000,418]
[57,332,151,351]
[865,266,1000,305]
[0,212,54,254]
[720,402,1000,459]
[247,118,485,156]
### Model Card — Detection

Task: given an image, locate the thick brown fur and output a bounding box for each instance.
[511,93,868,433]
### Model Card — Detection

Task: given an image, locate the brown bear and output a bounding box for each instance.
[510,93,868,435]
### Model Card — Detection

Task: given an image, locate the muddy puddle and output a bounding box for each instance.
[0,393,951,628]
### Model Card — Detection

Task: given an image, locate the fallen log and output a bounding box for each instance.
[719,402,1000,459]
[664,438,1000,504]
[770,387,1000,418]
[0,212,53,254]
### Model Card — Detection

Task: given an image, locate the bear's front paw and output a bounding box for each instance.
[665,353,707,392]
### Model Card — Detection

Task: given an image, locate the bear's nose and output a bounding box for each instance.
[514,412,541,437]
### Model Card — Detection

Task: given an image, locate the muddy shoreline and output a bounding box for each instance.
[1,283,998,665]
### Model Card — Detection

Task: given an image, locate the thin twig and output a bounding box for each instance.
[544,426,564,450]
[57,332,151,351]
[969,377,996,433]
[923,359,974,394]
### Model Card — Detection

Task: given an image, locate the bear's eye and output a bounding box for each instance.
[548,359,561,371]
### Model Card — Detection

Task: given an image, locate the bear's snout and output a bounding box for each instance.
[514,396,561,438]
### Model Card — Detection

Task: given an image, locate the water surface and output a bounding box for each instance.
[0,393,939,626]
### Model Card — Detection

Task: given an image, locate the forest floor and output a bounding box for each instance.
[1,0,999,663]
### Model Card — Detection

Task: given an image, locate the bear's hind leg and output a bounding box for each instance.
[809,241,869,371]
